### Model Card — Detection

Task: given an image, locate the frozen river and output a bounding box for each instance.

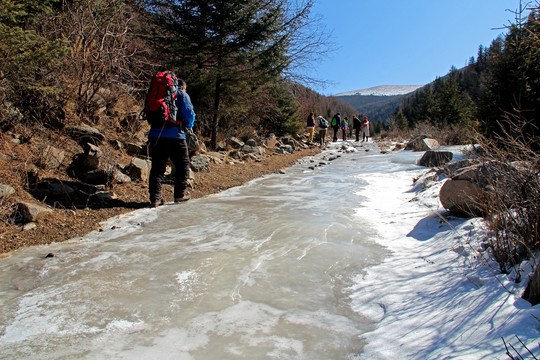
[0,141,429,359]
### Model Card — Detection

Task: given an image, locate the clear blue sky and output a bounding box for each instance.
[308,0,520,95]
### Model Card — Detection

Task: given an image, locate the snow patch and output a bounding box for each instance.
[335,85,424,97]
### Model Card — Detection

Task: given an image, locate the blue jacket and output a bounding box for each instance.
[148,90,196,140]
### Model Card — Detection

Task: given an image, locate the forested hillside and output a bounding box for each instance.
[0,0,355,148]
[336,94,407,124]
[389,5,539,147]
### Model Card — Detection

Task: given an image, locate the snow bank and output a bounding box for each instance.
[350,157,540,359]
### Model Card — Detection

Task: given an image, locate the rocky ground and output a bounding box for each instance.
[0,143,320,255]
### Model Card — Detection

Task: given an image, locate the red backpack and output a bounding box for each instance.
[145,71,180,127]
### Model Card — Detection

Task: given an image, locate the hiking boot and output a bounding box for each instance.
[151,200,164,208]
[174,194,191,203]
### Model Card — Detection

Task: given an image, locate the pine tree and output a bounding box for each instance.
[147,0,315,148]
[0,0,67,84]
[478,7,540,141]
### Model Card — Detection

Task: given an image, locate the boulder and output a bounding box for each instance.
[186,131,202,154]
[405,136,440,151]
[65,124,105,146]
[82,143,103,170]
[41,145,65,169]
[439,179,487,217]
[0,184,15,199]
[92,191,117,203]
[126,157,150,182]
[207,151,227,164]
[48,183,76,197]
[281,137,297,150]
[437,160,518,217]
[443,159,478,177]
[190,155,211,172]
[79,169,109,185]
[17,201,52,222]
[229,137,244,149]
[418,150,453,167]
[113,169,131,183]
[279,145,294,154]
[241,144,263,155]
[109,139,124,150]
[125,142,145,156]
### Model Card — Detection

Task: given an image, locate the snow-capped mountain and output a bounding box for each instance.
[335,85,424,97]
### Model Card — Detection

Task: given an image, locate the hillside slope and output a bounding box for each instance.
[336,85,424,122]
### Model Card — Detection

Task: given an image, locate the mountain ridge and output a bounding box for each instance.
[334,85,425,122]
[335,85,424,97]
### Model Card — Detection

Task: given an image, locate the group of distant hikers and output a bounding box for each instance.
[306,112,370,148]
[144,70,372,207]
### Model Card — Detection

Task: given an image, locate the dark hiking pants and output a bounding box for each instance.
[148,137,190,204]
[332,126,339,142]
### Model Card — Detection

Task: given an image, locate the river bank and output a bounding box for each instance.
[0,146,320,255]
[1,140,538,359]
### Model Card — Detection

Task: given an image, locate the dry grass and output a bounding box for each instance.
[473,114,540,304]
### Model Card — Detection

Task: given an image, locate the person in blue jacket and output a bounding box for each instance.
[148,78,196,207]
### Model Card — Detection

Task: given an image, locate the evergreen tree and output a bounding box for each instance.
[0,0,67,86]
[260,82,302,136]
[146,0,316,148]
[478,8,540,141]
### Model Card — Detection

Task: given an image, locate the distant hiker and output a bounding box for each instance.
[331,113,341,142]
[352,116,362,141]
[306,112,315,142]
[342,117,348,141]
[362,116,370,142]
[316,115,328,148]
[147,73,196,207]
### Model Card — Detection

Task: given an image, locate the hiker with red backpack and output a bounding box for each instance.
[145,71,196,207]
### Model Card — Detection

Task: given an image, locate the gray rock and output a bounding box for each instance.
[241,144,263,154]
[17,201,52,222]
[190,155,211,172]
[0,184,15,199]
[93,191,117,202]
[82,143,102,170]
[79,169,109,184]
[281,137,297,150]
[113,169,131,183]
[41,145,65,169]
[186,131,200,151]
[418,150,453,167]
[405,136,440,152]
[279,145,294,154]
[127,157,151,182]
[229,137,244,149]
[125,142,145,156]
[207,151,227,164]
[443,159,478,177]
[48,183,75,197]
[66,124,105,146]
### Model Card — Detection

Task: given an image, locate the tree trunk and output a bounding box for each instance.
[210,54,223,150]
